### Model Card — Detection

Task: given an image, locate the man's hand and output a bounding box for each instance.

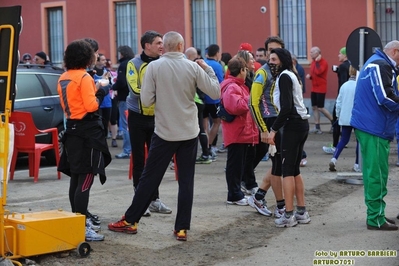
[196,59,210,70]
[306,74,311,79]
[260,131,269,143]
[315,54,322,62]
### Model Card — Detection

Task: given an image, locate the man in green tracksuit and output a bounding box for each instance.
[351,41,399,231]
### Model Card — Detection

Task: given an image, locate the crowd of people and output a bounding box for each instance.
[53,29,399,243]
[20,51,52,66]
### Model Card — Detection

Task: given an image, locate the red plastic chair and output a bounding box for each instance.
[9,111,61,182]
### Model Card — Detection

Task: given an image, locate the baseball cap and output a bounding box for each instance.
[239,43,253,52]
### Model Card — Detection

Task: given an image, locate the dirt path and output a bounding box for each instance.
[6,127,397,266]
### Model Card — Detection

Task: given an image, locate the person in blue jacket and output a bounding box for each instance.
[351,41,399,231]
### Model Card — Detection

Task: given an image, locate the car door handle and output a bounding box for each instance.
[43,106,54,111]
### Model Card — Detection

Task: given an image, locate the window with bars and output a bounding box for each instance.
[115,1,138,59]
[47,7,64,67]
[192,0,217,57]
[375,0,399,46]
[278,0,307,60]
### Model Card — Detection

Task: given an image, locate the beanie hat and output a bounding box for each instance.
[239,43,253,52]
[22,53,32,60]
[340,47,346,56]
[35,51,47,61]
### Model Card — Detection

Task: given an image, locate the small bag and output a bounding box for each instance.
[217,102,236,122]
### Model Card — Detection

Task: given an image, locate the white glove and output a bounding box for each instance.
[268,145,277,157]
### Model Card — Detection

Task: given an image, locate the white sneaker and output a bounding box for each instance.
[241,184,258,196]
[210,146,218,158]
[143,208,151,217]
[295,211,311,224]
[274,207,285,218]
[310,128,323,134]
[323,145,336,154]
[227,196,249,206]
[86,218,101,232]
[149,199,172,214]
[248,195,272,216]
[249,187,258,196]
[300,158,307,167]
[353,164,361,172]
[329,158,337,172]
[85,226,104,241]
[275,213,298,228]
[218,143,227,153]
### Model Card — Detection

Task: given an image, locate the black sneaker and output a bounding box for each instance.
[87,210,101,225]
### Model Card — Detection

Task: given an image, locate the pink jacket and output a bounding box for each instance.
[220,76,259,147]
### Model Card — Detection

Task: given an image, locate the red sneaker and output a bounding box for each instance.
[108,219,137,234]
[173,229,187,241]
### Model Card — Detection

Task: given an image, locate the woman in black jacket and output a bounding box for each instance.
[266,48,311,228]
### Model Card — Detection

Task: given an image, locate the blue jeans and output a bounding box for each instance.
[118,101,131,154]
[333,126,359,164]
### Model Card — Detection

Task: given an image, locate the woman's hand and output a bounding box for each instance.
[266,131,276,145]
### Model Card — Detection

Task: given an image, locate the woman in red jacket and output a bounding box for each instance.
[221,57,259,205]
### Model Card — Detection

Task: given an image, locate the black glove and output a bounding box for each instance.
[95,85,110,105]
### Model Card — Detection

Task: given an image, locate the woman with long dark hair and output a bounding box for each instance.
[266,48,311,227]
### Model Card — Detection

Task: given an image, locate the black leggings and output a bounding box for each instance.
[332,103,341,147]
[110,98,118,126]
[100,107,111,138]
[196,102,209,157]
[281,120,309,177]
[69,173,94,217]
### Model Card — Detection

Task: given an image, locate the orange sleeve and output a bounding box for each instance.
[80,75,100,113]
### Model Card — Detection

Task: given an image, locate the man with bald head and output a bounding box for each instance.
[185,46,198,61]
[351,40,399,231]
[108,31,220,241]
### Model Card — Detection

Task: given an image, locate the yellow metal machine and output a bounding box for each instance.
[0,6,91,264]
[3,210,87,258]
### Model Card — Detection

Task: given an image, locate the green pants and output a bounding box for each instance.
[355,129,390,227]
